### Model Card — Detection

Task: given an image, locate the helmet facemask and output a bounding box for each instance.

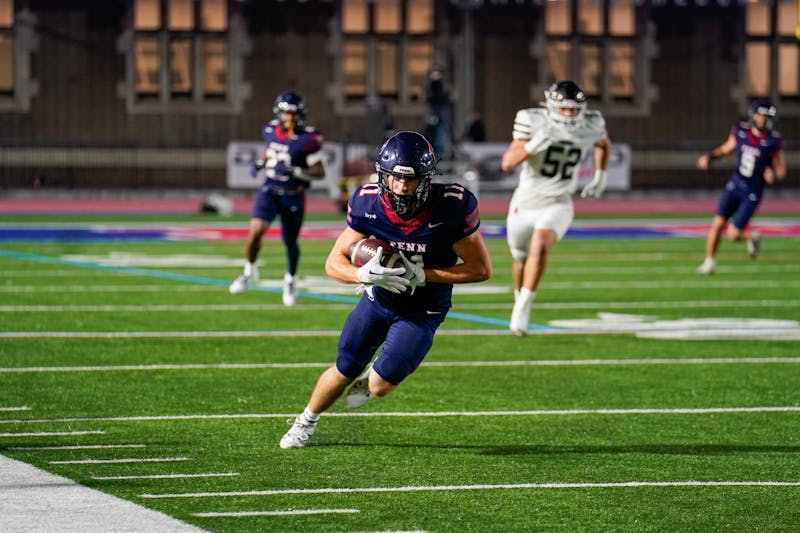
[377,170,432,219]
[544,81,588,130]
[273,91,307,130]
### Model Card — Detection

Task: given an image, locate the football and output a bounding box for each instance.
[349,237,403,269]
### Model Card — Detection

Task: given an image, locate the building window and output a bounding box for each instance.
[119,0,249,113]
[335,0,434,114]
[535,0,655,116]
[744,0,800,110]
[0,0,38,112]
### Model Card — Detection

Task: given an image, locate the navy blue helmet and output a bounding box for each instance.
[273,90,307,127]
[376,131,436,218]
[748,98,777,132]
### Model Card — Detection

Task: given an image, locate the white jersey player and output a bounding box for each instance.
[501,80,612,336]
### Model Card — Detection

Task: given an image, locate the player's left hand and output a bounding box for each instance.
[250,159,264,178]
[764,166,775,185]
[291,166,313,182]
[581,169,607,199]
[400,252,425,294]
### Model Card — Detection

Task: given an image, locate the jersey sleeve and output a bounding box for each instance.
[512,109,547,141]
[346,183,382,234]
[583,110,608,139]
[441,183,480,239]
[305,127,324,153]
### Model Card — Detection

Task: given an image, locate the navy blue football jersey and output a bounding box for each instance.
[730,122,783,195]
[260,120,323,193]
[347,182,480,313]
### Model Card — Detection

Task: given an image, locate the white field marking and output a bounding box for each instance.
[2,299,798,313]
[50,457,190,465]
[143,480,800,500]
[542,280,800,289]
[193,508,359,517]
[0,430,104,437]
[93,472,239,481]
[0,406,30,411]
[2,263,798,277]
[0,362,330,372]
[462,300,800,310]
[0,454,206,533]
[301,275,509,295]
[3,406,800,426]
[2,356,800,374]
[10,444,145,451]
[0,285,222,293]
[60,253,246,267]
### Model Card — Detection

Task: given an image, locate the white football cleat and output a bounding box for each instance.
[747,230,761,259]
[345,365,373,409]
[282,273,298,307]
[509,298,531,337]
[229,274,253,294]
[695,260,715,276]
[279,416,317,449]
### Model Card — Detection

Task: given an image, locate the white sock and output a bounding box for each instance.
[702,257,715,268]
[513,288,520,302]
[244,262,258,277]
[519,288,536,306]
[302,407,319,423]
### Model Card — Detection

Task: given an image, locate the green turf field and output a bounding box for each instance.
[1,215,799,532]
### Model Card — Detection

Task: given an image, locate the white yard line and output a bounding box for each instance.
[143,480,800,499]
[11,444,145,451]
[193,508,359,517]
[0,406,30,411]
[1,357,799,374]
[0,430,104,437]
[0,454,207,532]
[50,457,190,465]
[93,472,239,480]
[0,299,797,313]
[3,279,797,292]
[2,406,799,426]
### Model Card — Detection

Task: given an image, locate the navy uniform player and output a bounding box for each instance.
[695,99,786,275]
[501,80,611,336]
[229,90,325,306]
[280,131,492,449]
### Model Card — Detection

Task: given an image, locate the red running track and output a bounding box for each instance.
[0,194,798,216]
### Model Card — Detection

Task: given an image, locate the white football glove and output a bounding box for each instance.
[400,252,425,295]
[356,247,409,294]
[581,169,607,199]
[523,129,553,155]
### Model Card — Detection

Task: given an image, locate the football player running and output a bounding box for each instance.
[280,131,492,449]
[695,99,785,275]
[501,80,612,336]
[229,90,326,306]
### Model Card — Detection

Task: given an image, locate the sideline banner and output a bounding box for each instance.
[226,141,343,199]
[227,141,630,197]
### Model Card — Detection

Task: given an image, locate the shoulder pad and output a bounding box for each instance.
[584,110,606,131]
[513,108,548,139]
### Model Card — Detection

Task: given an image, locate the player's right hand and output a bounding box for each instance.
[523,130,553,155]
[356,248,409,294]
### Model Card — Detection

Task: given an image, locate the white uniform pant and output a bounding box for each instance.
[506,194,573,261]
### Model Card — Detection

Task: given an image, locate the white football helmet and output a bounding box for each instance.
[544,80,587,130]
